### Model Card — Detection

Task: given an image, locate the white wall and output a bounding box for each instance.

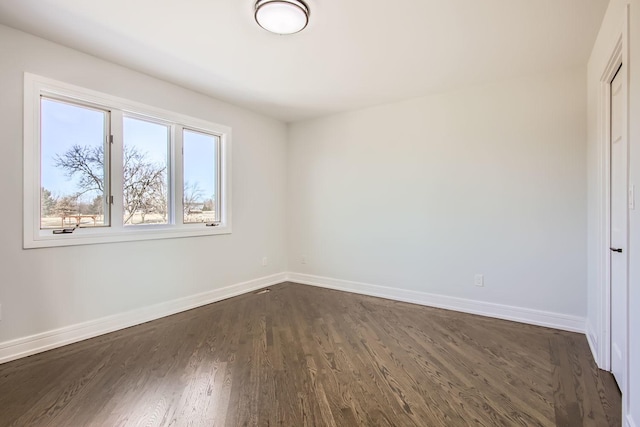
[587,0,639,424]
[0,25,287,346]
[287,68,587,318]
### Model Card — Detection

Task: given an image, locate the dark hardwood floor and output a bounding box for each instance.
[0,282,621,426]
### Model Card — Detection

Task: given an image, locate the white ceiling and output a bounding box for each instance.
[0,0,609,123]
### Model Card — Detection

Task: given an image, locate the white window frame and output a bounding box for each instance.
[24,73,232,248]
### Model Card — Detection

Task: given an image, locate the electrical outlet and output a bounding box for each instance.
[261,257,268,266]
[474,274,484,287]
[301,255,307,264]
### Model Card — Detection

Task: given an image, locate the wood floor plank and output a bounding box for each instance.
[0,282,621,426]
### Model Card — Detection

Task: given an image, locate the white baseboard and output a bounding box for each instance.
[286,272,586,333]
[0,271,588,365]
[585,320,600,366]
[0,273,287,365]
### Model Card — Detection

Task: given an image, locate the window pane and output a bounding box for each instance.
[183,130,218,224]
[40,98,109,229]
[123,117,169,225]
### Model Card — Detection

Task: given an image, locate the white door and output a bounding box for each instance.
[610,63,627,390]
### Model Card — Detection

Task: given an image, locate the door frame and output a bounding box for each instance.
[594,3,630,411]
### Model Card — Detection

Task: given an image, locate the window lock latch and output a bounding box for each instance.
[52,225,79,234]
[205,222,221,227]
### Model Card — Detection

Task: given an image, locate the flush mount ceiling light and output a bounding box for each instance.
[255,0,310,35]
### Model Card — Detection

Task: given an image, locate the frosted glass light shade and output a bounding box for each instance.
[255,0,309,35]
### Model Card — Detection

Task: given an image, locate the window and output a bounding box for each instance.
[183,129,220,224]
[122,116,170,226]
[24,73,231,248]
[40,97,110,229]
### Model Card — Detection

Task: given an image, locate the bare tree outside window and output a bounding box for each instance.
[183,181,204,214]
[50,143,167,226]
[122,146,167,224]
[53,145,105,195]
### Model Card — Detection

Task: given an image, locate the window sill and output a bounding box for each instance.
[24,224,232,249]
